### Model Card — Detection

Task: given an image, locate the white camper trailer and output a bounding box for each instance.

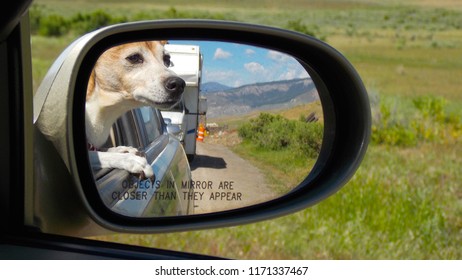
[161,44,206,161]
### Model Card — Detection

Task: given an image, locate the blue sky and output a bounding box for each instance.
[170,40,309,87]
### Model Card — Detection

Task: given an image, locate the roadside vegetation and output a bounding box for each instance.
[238,113,322,158]
[234,113,322,193]
[34,0,461,259]
[372,95,462,146]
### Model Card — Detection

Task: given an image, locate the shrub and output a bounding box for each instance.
[372,123,417,146]
[293,121,323,158]
[286,19,326,40]
[238,113,323,158]
[30,6,124,36]
[29,4,235,37]
[411,96,462,143]
[29,4,44,35]
[371,102,418,147]
[238,113,289,150]
[37,14,69,37]
[372,95,462,146]
[70,10,128,34]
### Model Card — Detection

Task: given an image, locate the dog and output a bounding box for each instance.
[86,41,185,179]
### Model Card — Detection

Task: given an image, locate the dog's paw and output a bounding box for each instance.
[122,153,154,179]
[107,146,141,155]
[95,151,154,179]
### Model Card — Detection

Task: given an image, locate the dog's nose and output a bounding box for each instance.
[165,77,186,95]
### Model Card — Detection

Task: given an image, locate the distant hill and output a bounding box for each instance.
[201,82,233,94]
[202,78,318,118]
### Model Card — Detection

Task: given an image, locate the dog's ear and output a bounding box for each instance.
[86,68,96,101]
[160,40,168,45]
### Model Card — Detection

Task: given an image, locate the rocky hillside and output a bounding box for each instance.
[202,78,318,118]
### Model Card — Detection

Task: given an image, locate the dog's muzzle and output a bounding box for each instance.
[164,76,186,98]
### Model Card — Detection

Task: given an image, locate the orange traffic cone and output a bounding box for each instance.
[197,124,205,142]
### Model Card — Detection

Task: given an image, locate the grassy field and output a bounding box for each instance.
[33,0,461,259]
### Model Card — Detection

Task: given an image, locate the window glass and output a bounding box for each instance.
[139,107,162,144]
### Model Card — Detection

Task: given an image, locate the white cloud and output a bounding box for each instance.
[278,69,297,81]
[278,65,310,80]
[203,69,242,86]
[245,48,256,56]
[204,69,235,80]
[214,48,232,60]
[244,62,265,73]
[267,50,290,62]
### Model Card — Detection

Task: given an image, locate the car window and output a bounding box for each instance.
[138,106,162,145]
[114,111,141,149]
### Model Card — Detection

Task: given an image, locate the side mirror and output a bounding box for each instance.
[33,20,370,235]
[166,123,182,137]
[163,118,172,125]
[164,117,182,136]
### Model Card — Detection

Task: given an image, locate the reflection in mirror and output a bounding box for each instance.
[87,40,323,218]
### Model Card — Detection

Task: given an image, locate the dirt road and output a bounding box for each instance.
[189,141,276,214]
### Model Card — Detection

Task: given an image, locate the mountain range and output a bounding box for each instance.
[201,82,233,93]
[201,78,318,118]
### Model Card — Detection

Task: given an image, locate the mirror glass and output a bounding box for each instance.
[87,40,323,217]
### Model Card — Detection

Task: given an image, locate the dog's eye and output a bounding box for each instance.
[126,53,144,64]
[163,54,173,67]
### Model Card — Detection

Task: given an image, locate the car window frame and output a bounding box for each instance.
[132,107,170,163]
[135,106,163,146]
[115,110,142,150]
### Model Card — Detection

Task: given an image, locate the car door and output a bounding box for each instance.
[95,107,194,217]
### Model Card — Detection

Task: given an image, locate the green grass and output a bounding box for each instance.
[94,142,462,259]
[233,142,316,194]
[32,0,462,259]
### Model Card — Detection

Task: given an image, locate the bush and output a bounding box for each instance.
[372,123,417,146]
[238,113,323,158]
[293,121,324,158]
[371,102,418,146]
[286,19,326,40]
[31,8,122,37]
[37,14,69,37]
[238,113,290,150]
[70,10,128,34]
[29,4,235,37]
[372,95,462,146]
[412,96,446,122]
[29,4,44,35]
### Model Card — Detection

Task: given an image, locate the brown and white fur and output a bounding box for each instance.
[86,41,185,178]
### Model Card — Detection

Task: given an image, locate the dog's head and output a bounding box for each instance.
[87,41,185,110]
